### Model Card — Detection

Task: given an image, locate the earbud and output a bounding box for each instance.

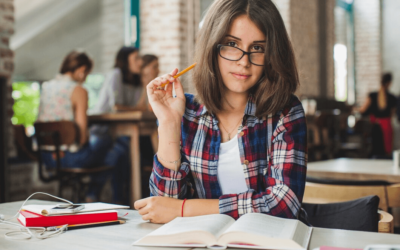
[0,214,4,220]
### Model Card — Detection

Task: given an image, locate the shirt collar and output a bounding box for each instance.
[196,94,257,117]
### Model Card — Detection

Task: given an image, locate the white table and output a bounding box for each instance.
[307,158,400,183]
[1,200,400,250]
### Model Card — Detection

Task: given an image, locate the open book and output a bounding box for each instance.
[133,213,313,249]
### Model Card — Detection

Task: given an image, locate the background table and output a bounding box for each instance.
[89,111,157,207]
[307,158,400,182]
[1,200,400,250]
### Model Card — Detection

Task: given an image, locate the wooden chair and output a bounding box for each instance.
[12,124,37,161]
[378,210,394,233]
[34,121,112,202]
[304,182,390,211]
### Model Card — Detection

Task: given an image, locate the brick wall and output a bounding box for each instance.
[272,0,291,38]
[353,0,382,106]
[290,0,320,98]
[0,0,16,158]
[140,0,182,79]
[274,0,335,99]
[140,0,199,93]
[326,0,335,99]
[101,0,125,73]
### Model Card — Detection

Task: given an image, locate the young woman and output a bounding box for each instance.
[37,51,112,201]
[93,46,143,113]
[359,73,397,156]
[135,0,307,223]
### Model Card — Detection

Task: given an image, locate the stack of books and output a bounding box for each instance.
[18,203,129,230]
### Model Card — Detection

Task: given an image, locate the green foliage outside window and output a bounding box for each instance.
[11,82,40,127]
[11,74,104,130]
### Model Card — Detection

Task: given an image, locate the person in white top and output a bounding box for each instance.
[38,51,113,201]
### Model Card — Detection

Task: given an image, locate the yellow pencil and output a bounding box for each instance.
[158,63,197,88]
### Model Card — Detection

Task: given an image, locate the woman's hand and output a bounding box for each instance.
[134,196,182,224]
[146,68,186,124]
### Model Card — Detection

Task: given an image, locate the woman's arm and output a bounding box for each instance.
[71,85,89,145]
[134,197,219,224]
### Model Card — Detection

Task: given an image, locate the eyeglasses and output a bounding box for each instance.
[217,44,264,66]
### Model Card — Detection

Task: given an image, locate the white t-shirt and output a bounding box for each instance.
[217,135,248,195]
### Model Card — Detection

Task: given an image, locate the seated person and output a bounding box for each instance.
[90,47,145,204]
[134,0,307,223]
[37,50,113,201]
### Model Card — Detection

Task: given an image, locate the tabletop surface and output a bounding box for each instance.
[88,111,156,122]
[1,200,400,250]
[307,158,400,182]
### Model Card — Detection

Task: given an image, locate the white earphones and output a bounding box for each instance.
[0,192,73,240]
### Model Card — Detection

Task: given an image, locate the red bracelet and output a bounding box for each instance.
[181,198,187,217]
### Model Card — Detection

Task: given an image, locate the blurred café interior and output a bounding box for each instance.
[2,0,400,234]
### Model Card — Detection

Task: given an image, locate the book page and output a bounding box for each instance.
[148,214,234,239]
[292,220,313,249]
[223,213,297,239]
[133,214,235,247]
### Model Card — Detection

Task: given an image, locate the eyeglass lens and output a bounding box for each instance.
[219,45,264,66]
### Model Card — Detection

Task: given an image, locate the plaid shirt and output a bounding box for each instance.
[150,93,307,220]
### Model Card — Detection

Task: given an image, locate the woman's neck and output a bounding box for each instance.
[63,72,82,84]
[220,91,248,114]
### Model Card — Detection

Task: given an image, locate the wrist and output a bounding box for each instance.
[181,199,187,217]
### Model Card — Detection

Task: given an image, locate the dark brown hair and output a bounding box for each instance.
[114,46,140,86]
[381,73,392,87]
[142,54,158,69]
[193,0,299,117]
[60,50,93,74]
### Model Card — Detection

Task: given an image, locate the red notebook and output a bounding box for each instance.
[18,210,118,227]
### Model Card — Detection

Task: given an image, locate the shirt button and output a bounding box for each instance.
[243,160,249,165]
[240,132,244,136]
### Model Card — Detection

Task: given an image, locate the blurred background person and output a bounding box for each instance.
[93,46,143,113]
[136,54,159,110]
[359,73,397,156]
[37,50,113,202]
[90,46,148,204]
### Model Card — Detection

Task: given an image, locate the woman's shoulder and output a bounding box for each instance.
[279,94,305,118]
[184,93,206,117]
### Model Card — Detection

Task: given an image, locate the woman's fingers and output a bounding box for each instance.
[134,198,147,210]
[142,213,153,222]
[174,77,185,99]
[137,205,151,215]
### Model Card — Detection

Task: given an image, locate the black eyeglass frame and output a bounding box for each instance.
[217,44,265,66]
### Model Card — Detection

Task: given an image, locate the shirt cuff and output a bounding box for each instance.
[219,191,254,219]
[153,154,190,181]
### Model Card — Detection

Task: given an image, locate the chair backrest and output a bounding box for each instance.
[302,195,381,232]
[303,182,389,211]
[34,121,79,148]
[34,121,79,183]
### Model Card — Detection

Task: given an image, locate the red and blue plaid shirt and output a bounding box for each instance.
[150,93,307,220]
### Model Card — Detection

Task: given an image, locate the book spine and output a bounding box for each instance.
[24,212,118,227]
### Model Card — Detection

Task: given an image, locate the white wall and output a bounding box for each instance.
[13,0,103,81]
[383,0,400,95]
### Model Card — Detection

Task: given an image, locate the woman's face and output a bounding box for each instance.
[128,51,143,74]
[142,59,160,79]
[217,14,265,95]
